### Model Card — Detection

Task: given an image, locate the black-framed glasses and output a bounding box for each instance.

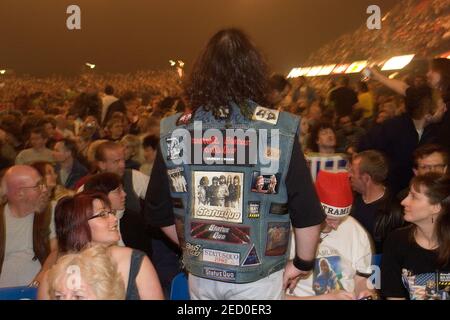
[21,180,46,191]
[88,210,116,220]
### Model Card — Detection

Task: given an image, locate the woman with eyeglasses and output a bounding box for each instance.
[37,191,164,300]
[381,173,450,300]
[83,172,153,259]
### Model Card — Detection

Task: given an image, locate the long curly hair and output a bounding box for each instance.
[183,28,270,117]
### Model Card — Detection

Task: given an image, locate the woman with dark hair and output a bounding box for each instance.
[83,172,152,258]
[381,173,450,300]
[38,191,163,300]
[31,161,74,202]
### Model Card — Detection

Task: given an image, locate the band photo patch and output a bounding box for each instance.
[166,136,185,160]
[202,248,240,266]
[203,267,236,282]
[251,172,280,194]
[191,222,250,244]
[248,201,261,219]
[242,244,261,267]
[265,222,290,256]
[252,106,279,125]
[192,171,244,224]
[270,203,289,215]
[168,167,188,193]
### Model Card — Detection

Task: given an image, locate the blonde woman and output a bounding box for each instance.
[47,245,125,300]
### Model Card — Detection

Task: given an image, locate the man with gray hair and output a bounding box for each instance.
[0,165,57,288]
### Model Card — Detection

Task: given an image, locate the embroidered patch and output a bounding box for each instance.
[203,267,236,282]
[265,222,290,256]
[202,248,240,266]
[172,197,184,209]
[192,171,244,224]
[167,167,188,193]
[270,203,289,215]
[251,172,280,194]
[176,112,192,126]
[248,201,261,219]
[191,222,250,244]
[166,136,185,160]
[185,242,202,258]
[252,106,279,125]
[242,244,261,266]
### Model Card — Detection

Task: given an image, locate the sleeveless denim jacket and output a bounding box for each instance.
[160,102,299,283]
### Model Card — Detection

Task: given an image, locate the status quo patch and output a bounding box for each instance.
[192,171,244,224]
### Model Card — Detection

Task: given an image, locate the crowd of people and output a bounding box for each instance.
[306,0,450,66]
[0,3,449,300]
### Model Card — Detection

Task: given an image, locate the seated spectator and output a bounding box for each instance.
[47,245,125,300]
[52,139,89,190]
[335,115,366,153]
[120,134,141,170]
[381,173,450,300]
[397,143,449,200]
[105,118,125,142]
[38,191,164,300]
[15,127,54,165]
[287,171,375,300]
[349,151,405,253]
[140,134,158,175]
[305,122,348,181]
[0,165,56,288]
[31,161,74,202]
[84,172,152,258]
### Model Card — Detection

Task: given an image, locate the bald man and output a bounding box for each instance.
[0,165,57,288]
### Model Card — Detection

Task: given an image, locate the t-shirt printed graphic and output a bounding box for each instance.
[313,256,344,295]
[402,269,450,300]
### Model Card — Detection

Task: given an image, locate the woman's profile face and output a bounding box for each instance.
[88,199,120,245]
[401,184,441,224]
[108,185,126,211]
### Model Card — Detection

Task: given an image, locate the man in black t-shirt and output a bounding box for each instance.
[349,150,405,253]
[328,76,358,118]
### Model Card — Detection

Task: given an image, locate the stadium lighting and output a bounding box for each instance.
[169,60,176,67]
[345,61,368,74]
[388,72,399,79]
[0,70,5,75]
[85,63,96,69]
[317,64,336,76]
[381,54,415,71]
[306,66,322,77]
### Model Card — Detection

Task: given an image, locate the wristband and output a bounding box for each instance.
[293,255,315,272]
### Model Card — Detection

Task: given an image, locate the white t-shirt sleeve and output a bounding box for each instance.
[132,169,150,200]
[352,222,373,275]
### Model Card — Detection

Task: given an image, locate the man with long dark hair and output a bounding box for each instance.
[144,28,324,300]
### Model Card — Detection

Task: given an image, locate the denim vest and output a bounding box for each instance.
[160,102,299,283]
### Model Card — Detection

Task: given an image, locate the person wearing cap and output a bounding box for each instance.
[286,171,376,300]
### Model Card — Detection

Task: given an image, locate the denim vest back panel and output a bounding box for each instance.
[160,103,299,283]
